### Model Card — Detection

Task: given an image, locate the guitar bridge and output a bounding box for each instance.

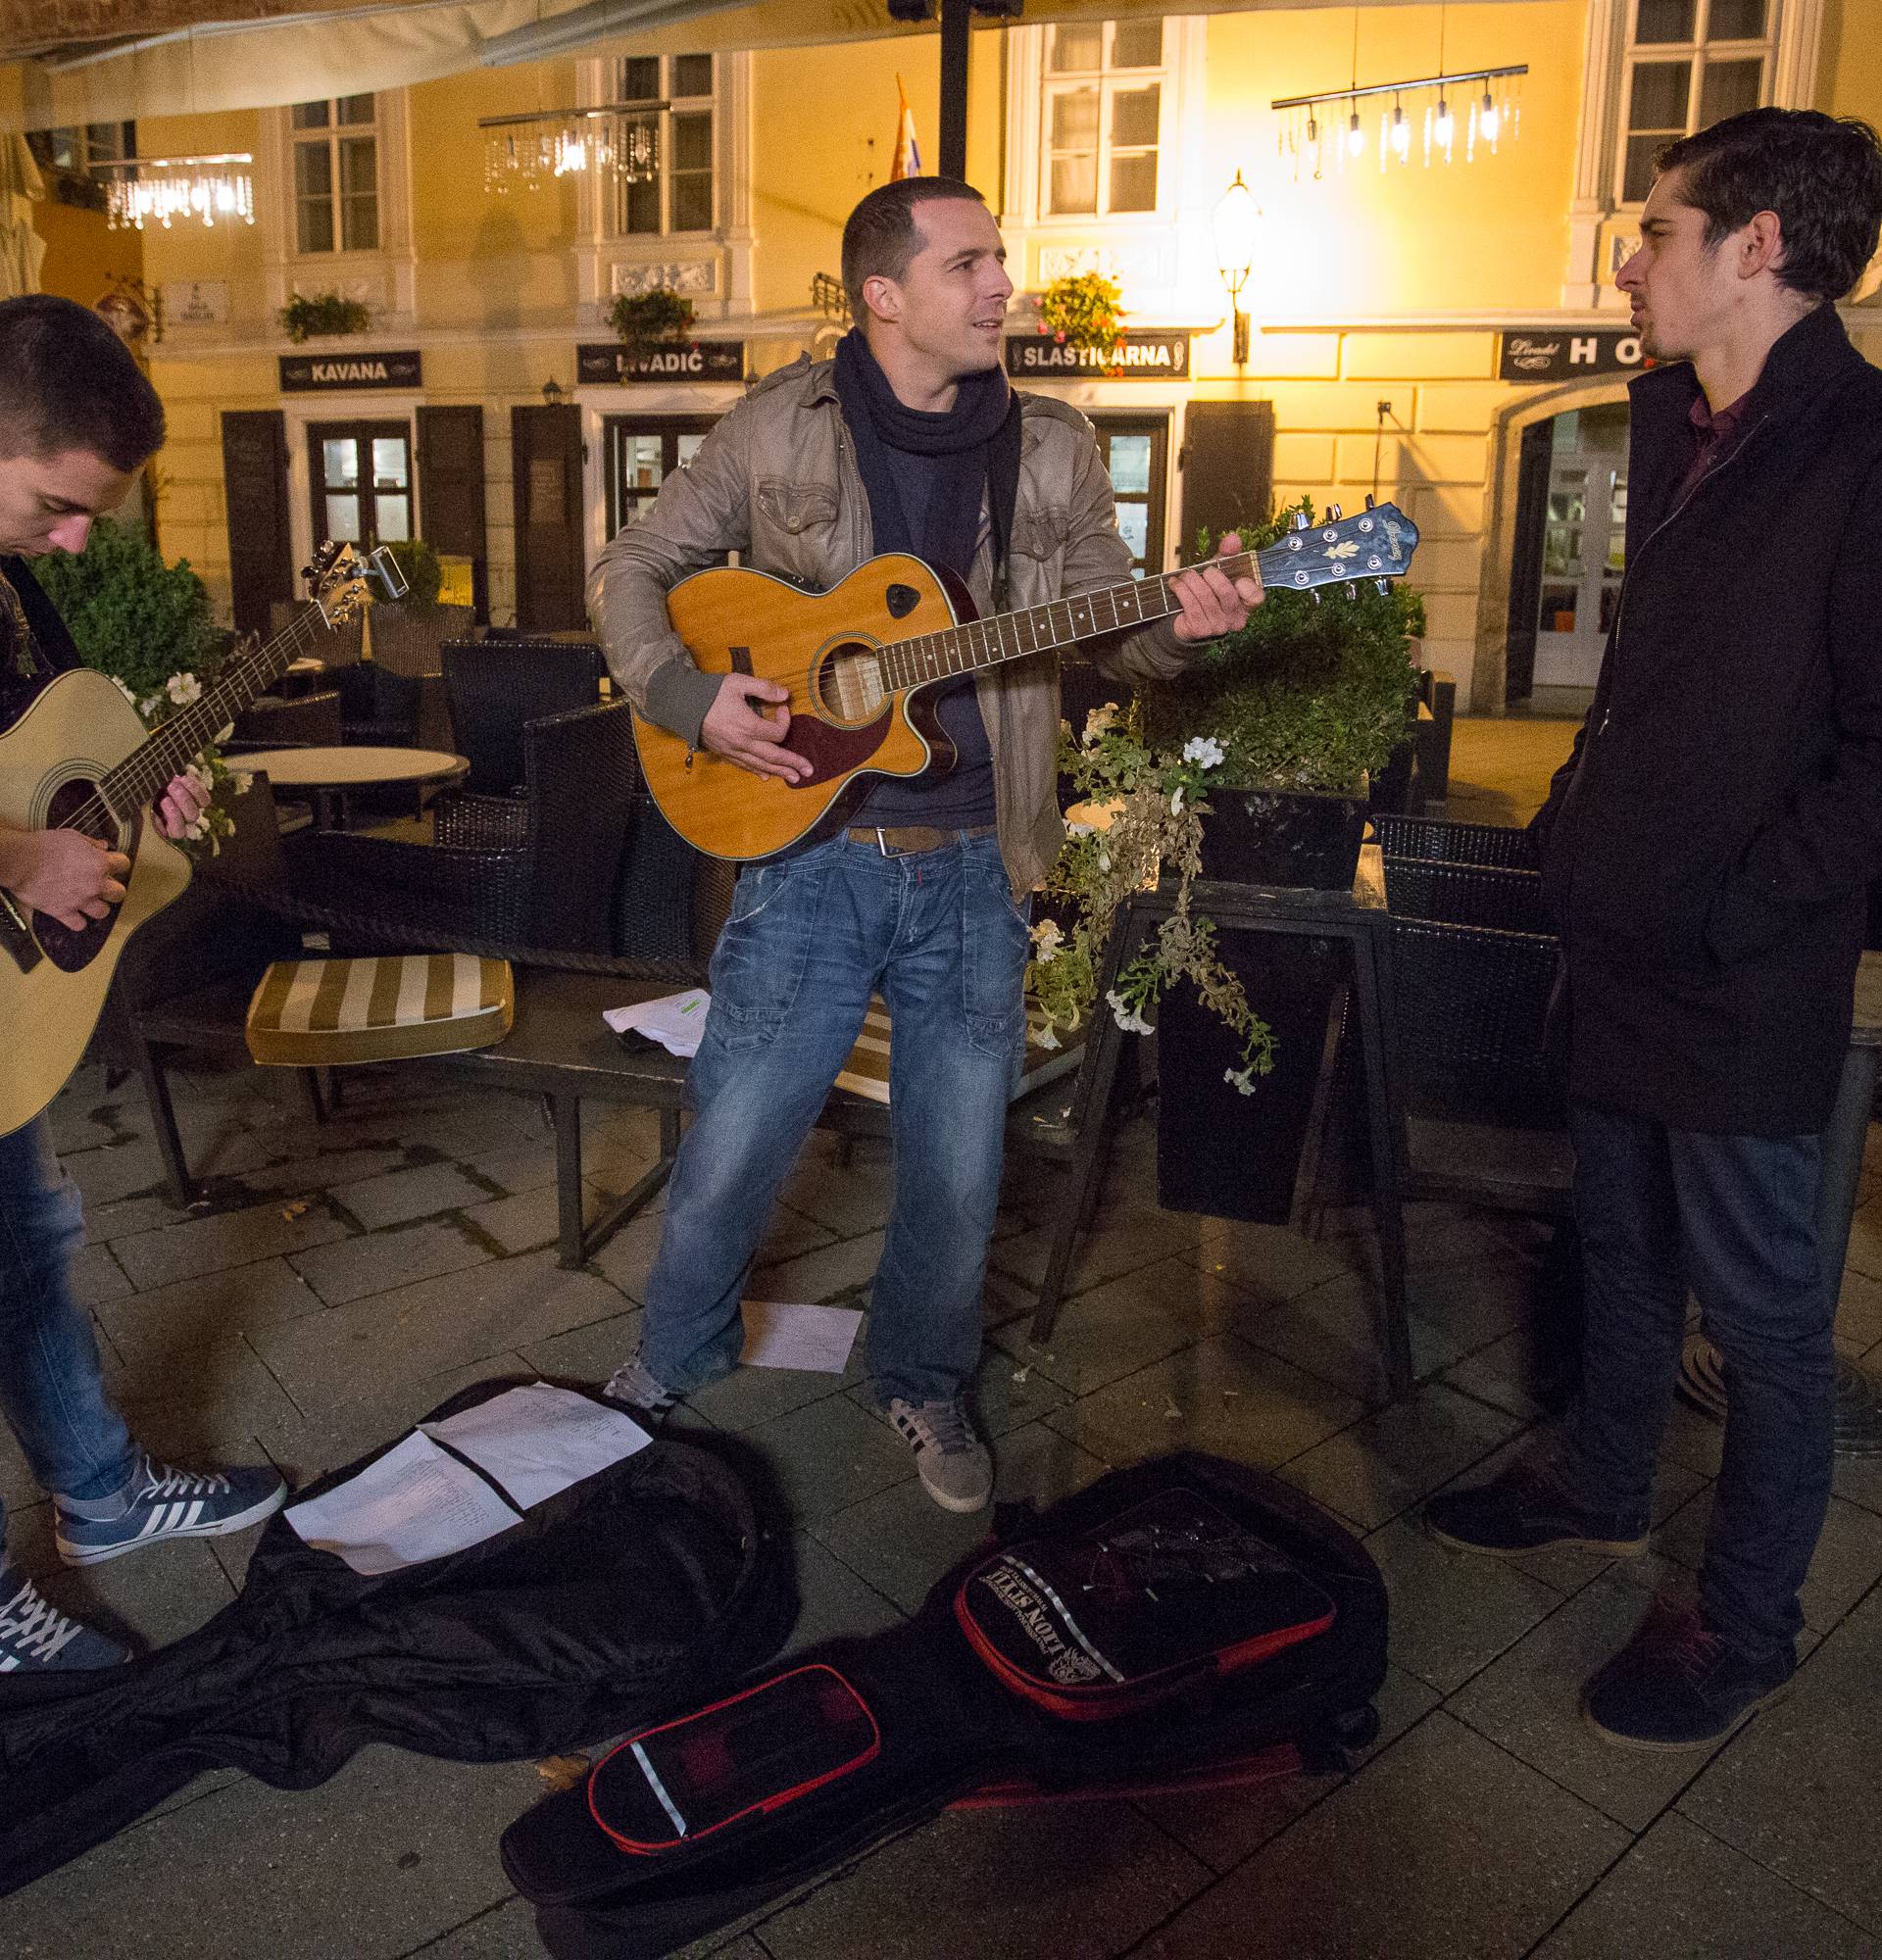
[0,889,42,974]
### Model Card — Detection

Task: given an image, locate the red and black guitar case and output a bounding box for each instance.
[502,1451,1388,1960]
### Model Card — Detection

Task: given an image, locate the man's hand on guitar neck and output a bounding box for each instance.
[0,772,212,931]
[700,674,814,783]
[1168,532,1264,644]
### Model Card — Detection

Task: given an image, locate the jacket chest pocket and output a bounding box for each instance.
[1008,506,1068,565]
[756,480,839,536]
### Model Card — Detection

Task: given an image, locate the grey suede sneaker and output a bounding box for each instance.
[888,1397,993,1515]
[602,1357,682,1419]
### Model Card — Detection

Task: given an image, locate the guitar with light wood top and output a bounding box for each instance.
[0,541,398,1137]
[630,502,1420,862]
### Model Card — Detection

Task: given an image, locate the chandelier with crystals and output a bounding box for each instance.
[479,102,664,195]
[97,154,255,229]
[1272,65,1526,181]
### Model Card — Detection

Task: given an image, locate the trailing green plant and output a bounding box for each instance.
[375,537,443,611]
[1140,497,1426,795]
[609,287,696,363]
[32,516,241,851]
[1027,703,1276,1094]
[1035,271,1125,365]
[279,292,372,343]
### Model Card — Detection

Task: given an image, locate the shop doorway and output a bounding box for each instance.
[602,415,718,541]
[1088,413,1169,574]
[307,420,414,552]
[1505,402,1629,704]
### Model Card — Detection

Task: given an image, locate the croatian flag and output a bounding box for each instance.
[891,75,923,179]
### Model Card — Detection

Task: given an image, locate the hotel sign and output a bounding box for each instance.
[278,349,422,392]
[1005,331,1191,380]
[1498,328,1644,381]
[577,340,746,384]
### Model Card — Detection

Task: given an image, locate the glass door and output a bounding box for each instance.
[1089,413,1169,573]
[308,419,413,551]
[603,416,718,540]
[1534,406,1628,690]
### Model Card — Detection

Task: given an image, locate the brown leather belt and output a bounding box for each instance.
[846,822,999,857]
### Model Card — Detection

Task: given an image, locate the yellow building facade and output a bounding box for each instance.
[92,0,1882,709]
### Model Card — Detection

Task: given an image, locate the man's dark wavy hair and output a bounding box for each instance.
[1658,108,1882,304]
[0,294,166,472]
[841,177,988,322]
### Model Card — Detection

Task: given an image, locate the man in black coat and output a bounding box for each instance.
[1428,109,1882,1749]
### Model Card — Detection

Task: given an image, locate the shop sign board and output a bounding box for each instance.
[279,349,422,392]
[1497,328,1644,381]
[1004,331,1191,380]
[577,341,746,384]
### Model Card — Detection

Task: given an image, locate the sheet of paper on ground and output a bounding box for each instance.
[740,1299,864,1373]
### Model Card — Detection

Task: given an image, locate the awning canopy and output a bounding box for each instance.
[3,0,1502,132]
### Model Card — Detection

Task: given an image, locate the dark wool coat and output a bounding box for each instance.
[1532,304,1882,1136]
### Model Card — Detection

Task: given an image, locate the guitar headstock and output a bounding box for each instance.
[303,542,373,626]
[1256,501,1421,597]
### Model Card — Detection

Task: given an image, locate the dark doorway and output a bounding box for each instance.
[511,404,587,632]
[1089,412,1170,573]
[417,405,489,623]
[221,410,293,640]
[1178,400,1275,560]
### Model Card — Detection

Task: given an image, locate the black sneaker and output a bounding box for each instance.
[1583,1595,1794,1751]
[1424,1459,1649,1559]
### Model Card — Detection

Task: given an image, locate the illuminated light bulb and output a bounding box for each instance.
[1481,90,1500,142]
[1435,98,1454,147]
[1391,103,1410,160]
[1347,109,1364,156]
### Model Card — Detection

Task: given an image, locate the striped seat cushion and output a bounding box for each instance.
[833,996,1084,1106]
[245,955,514,1066]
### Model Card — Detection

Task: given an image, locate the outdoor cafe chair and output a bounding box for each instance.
[441,639,608,796]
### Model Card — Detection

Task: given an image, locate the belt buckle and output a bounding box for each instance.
[872,826,900,858]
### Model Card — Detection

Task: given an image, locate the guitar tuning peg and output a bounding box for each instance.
[1327,504,1343,519]
[1374,578,1391,595]
[1293,512,1311,530]
[1363,494,1376,510]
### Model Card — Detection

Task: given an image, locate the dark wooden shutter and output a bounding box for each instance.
[1177,401,1276,557]
[418,405,489,623]
[1503,418,1556,706]
[511,404,586,632]
[220,410,293,640]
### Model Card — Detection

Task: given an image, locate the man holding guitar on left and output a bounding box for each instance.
[0,296,285,1672]
[593,177,1262,1513]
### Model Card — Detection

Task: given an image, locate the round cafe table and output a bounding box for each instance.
[246,745,469,829]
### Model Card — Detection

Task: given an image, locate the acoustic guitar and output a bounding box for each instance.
[630,502,1421,862]
[0,541,398,1138]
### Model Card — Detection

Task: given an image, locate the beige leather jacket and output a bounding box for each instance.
[588,353,1200,897]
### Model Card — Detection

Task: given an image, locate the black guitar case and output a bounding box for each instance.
[0,1381,795,1898]
[502,1452,1389,1960]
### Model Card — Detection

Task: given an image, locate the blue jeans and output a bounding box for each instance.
[640,829,1029,1408]
[0,1115,137,1558]
[1565,1102,1835,1658]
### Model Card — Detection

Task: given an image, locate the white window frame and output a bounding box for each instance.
[1037,18,1171,222]
[261,90,416,328]
[289,93,383,257]
[610,52,718,239]
[1614,0,1777,208]
[1561,0,1825,306]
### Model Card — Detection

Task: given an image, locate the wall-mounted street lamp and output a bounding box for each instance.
[541,377,566,406]
[1212,171,1260,367]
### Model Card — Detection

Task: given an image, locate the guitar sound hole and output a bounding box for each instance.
[812,641,888,728]
[32,777,130,976]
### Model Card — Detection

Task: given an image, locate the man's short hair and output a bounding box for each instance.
[840,177,989,321]
[0,294,166,473]
[1658,108,1882,305]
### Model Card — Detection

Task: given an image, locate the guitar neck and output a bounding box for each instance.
[98,607,335,817]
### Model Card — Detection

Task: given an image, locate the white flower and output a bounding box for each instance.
[1029,918,1065,963]
[1065,819,1096,838]
[1082,702,1121,745]
[109,675,138,707]
[1034,1026,1062,1051]
[1182,735,1226,769]
[183,760,214,795]
[1105,989,1155,1036]
[1171,786,1185,816]
[166,670,203,707]
[1097,851,1111,873]
[1223,1066,1257,1097]
[137,694,163,720]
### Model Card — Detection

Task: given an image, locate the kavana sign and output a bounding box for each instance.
[576,341,746,385]
[1004,331,1190,380]
[1497,329,1645,382]
[279,350,422,392]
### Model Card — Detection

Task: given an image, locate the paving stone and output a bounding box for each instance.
[255,1252,625,1411]
[1536,1810,1882,1958]
[689,1357,858,1436]
[1365,1513,1567,1695]
[1226,1265,1466,1405]
[289,1217,494,1308]
[106,1341,306,1474]
[780,1136,897,1237]
[95,1256,327,1364]
[0,1744,538,1960]
[231,1145,412,1200]
[1044,1335,1364,1474]
[1184,1213,1366,1303]
[1277,1381,1521,1532]
[88,1189,211,1242]
[459,1179,632,1257]
[326,1161,496,1232]
[1447,1553,1736,1832]
[1831,1448,1882,1517]
[0,1515,237,1655]
[458,1140,562,1199]
[1834,1266,1882,1350]
[814,1417,1109,1615]
[1677,1586,1882,1936]
[68,1240,132,1306]
[750,1228,887,1309]
[758,1796,1213,1960]
[782,1529,906,1654]
[1440,1324,1556,1424]
[63,1133,176,1208]
[989,1195,1204,1296]
[1134,1662,1440,1874]
[584,1203,672,1300]
[736,1393,918,1532]
[1653,1489,1882,1637]
[519,1309,641,1386]
[115,1194,353,1291]
[1131,1711,1629,1960]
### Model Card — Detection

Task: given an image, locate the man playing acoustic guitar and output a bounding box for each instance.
[592,178,1261,1511]
[0,296,285,1670]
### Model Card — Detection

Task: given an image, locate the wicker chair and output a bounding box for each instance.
[286,701,638,956]
[1372,812,1539,869]
[369,603,475,678]
[226,689,343,751]
[441,640,607,795]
